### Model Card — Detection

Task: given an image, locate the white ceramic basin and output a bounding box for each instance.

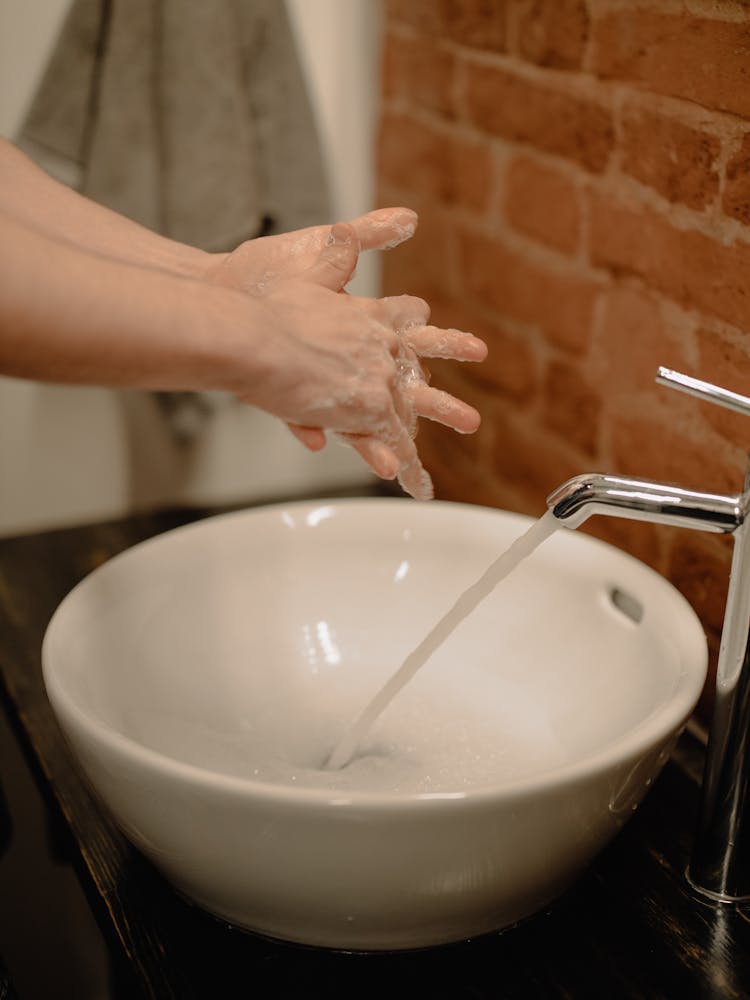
[42,499,707,950]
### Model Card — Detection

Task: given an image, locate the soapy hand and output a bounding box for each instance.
[206,206,486,496]
[205,207,420,294]
[0,139,485,496]
[327,294,484,499]
[236,222,485,500]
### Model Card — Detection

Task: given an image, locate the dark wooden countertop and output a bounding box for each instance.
[1,500,750,1000]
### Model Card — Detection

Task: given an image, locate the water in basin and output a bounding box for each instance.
[325,510,560,770]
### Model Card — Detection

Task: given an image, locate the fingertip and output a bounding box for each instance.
[358,208,419,251]
[461,407,481,434]
[343,434,400,479]
[451,401,481,435]
[446,330,488,362]
[378,206,418,229]
[470,336,489,361]
[288,424,327,451]
[394,207,418,230]
[397,461,434,501]
[371,445,401,480]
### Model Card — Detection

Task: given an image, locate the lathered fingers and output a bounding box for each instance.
[401,325,487,362]
[409,384,481,434]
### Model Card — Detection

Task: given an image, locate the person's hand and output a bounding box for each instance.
[205,207,419,294]
[233,223,485,500]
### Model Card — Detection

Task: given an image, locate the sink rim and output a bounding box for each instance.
[42,497,708,812]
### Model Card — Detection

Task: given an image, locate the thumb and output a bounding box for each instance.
[303,222,359,291]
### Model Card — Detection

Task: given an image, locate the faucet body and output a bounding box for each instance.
[548,470,750,900]
[546,367,750,901]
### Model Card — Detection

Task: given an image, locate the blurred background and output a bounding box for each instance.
[378,0,750,708]
[3,0,750,996]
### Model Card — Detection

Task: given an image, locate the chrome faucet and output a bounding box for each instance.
[547,367,750,903]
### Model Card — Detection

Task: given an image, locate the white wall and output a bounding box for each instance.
[0,0,71,137]
[0,0,382,536]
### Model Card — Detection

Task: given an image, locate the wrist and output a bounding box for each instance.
[149,242,215,281]
[182,280,270,397]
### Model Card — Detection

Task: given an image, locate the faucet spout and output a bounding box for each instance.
[547,473,744,534]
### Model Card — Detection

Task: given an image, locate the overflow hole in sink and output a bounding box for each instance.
[608,586,644,625]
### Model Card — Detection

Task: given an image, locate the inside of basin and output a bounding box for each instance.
[45,501,706,797]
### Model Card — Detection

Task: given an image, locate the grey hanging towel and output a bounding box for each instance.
[18,0,331,249]
[17,0,331,441]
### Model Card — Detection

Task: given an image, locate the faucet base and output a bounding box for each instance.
[685,867,750,905]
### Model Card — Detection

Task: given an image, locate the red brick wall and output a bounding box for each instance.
[377,0,750,697]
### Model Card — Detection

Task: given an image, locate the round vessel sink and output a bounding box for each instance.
[42,498,707,950]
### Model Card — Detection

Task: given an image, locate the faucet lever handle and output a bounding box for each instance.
[656,367,750,419]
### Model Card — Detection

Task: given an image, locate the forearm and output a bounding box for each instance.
[0,209,486,499]
[0,211,251,392]
[0,138,212,279]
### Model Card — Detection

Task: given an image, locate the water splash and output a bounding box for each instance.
[325,510,559,770]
